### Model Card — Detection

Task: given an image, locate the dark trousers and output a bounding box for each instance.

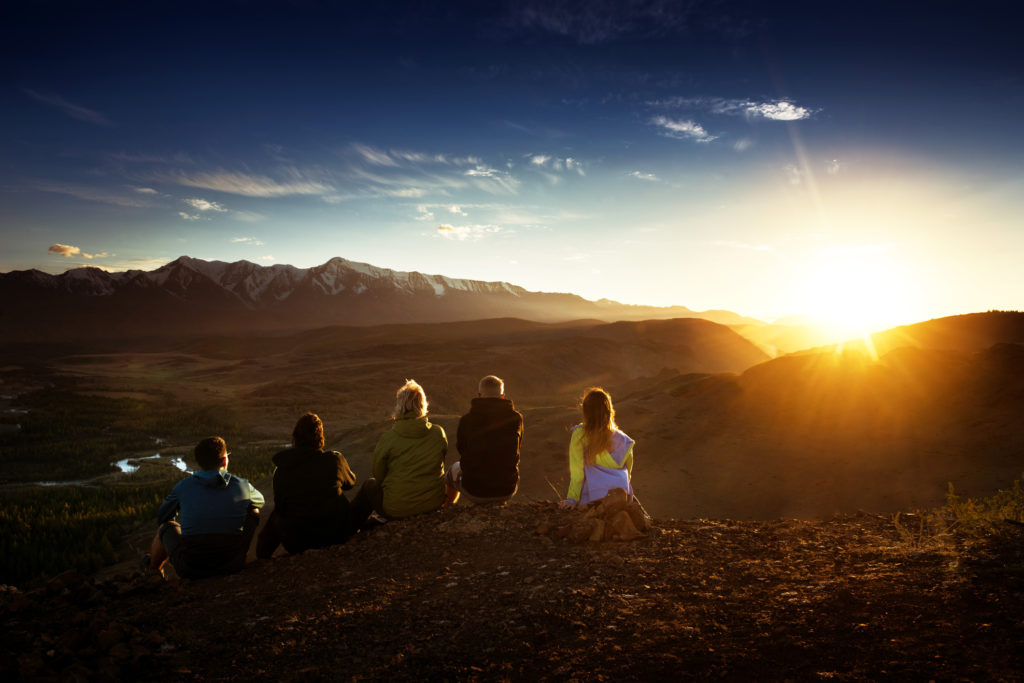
[256,495,352,559]
[160,507,260,579]
[349,478,388,534]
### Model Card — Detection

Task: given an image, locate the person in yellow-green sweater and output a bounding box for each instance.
[350,379,450,531]
[559,387,635,509]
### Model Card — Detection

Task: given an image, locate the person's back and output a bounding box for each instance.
[272,446,354,519]
[257,413,356,558]
[144,436,264,579]
[454,375,523,500]
[375,413,447,518]
[351,380,449,530]
[561,388,635,509]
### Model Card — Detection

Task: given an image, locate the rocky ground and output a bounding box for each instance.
[3,502,1023,681]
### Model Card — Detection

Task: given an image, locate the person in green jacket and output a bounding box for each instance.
[350,379,449,531]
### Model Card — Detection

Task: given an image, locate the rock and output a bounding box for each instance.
[609,510,645,541]
[109,642,132,660]
[96,627,124,651]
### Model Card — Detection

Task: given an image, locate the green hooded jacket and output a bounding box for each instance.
[373,414,448,518]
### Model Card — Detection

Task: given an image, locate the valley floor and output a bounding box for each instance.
[3,503,1023,681]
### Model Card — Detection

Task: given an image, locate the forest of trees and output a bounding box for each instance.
[0,374,249,482]
[0,445,277,587]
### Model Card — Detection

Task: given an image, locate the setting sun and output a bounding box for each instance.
[792,246,919,340]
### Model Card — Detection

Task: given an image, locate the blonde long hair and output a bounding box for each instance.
[581,387,617,464]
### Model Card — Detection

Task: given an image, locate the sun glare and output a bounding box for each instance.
[793,247,917,342]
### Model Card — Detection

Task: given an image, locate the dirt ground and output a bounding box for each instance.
[3,502,1023,681]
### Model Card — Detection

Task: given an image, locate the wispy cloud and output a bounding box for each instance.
[77,256,172,273]
[232,210,265,222]
[346,165,465,199]
[628,171,660,182]
[33,182,154,208]
[464,166,520,194]
[527,154,586,176]
[349,143,479,168]
[231,237,264,246]
[165,168,333,198]
[48,243,109,259]
[178,212,201,221]
[415,205,435,221]
[784,164,803,185]
[448,205,467,216]
[133,187,160,195]
[650,116,717,143]
[651,96,816,121]
[509,0,695,45]
[183,197,227,212]
[25,89,111,126]
[386,187,427,198]
[351,143,400,167]
[436,224,503,241]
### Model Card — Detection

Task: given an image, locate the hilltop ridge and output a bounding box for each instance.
[3,501,1022,680]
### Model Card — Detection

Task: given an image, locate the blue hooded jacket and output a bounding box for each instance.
[157,468,264,536]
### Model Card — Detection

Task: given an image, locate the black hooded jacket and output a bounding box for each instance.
[456,397,523,497]
[271,446,356,521]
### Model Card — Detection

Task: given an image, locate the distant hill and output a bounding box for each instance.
[0,256,762,341]
[611,313,1024,518]
[780,311,1024,358]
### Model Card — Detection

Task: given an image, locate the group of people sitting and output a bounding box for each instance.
[141,376,635,580]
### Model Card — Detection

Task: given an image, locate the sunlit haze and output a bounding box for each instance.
[2,2,1021,331]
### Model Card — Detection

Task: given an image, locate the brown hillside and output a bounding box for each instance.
[3,503,1022,681]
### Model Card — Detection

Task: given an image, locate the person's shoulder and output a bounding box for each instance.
[615,429,635,446]
[225,472,252,486]
[168,476,190,494]
[272,447,297,467]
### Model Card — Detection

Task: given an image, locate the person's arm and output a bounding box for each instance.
[564,428,585,505]
[248,481,266,510]
[437,426,448,459]
[335,451,357,490]
[372,433,390,482]
[623,443,634,476]
[516,413,524,454]
[156,486,180,525]
[456,416,467,456]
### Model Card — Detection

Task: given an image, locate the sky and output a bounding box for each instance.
[2,0,1022,332]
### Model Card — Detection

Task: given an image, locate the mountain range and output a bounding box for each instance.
[0,256,761,341]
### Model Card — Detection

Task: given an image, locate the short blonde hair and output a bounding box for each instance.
[393,379,428,419]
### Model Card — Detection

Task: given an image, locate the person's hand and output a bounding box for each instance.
[558,499,576,510]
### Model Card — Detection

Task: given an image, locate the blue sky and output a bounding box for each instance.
[2,1,1022,329]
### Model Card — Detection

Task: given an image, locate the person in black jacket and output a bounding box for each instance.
[256,413,356,558]
[446,375,523,504]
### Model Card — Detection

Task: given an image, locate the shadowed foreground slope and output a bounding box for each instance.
[3,503,1022,681]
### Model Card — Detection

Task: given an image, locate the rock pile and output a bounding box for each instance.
[536,488,651,542]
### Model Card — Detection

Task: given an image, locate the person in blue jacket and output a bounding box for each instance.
[141,436,264,579]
